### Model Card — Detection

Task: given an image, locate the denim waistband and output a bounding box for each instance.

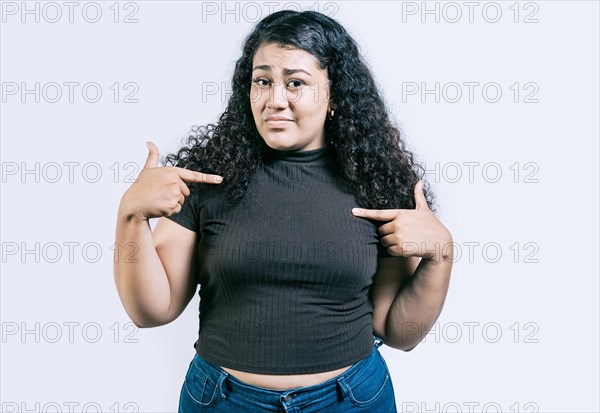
[190,336,385,410]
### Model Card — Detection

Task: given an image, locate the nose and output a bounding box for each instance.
[266,81,289,110]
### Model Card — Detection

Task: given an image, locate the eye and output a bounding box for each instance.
[252,78,270,87]
[287,79,304,88]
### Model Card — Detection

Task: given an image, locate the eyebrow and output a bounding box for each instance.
[252,65,312,77]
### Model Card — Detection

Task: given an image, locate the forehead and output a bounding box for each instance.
[252,43,323,72]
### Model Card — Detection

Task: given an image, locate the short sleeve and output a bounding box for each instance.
[166,188,200,232]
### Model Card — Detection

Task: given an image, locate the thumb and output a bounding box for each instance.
[414,179,429,210]
[144,141,159,169]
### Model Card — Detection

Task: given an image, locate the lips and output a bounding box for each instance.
[265,115,294,122]
[264,115,294,128]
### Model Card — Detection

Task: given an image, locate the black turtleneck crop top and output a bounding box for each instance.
[166,142,391,374]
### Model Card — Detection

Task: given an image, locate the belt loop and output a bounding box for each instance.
[217,372,228,400]
[336,377,350,399]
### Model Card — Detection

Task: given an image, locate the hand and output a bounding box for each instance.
[119,141,224,220]
[351,180,452,261]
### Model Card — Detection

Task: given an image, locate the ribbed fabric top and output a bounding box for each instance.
[167,142,391,374]
[263,142,333,162]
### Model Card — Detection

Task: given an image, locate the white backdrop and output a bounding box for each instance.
[1,1,598,412]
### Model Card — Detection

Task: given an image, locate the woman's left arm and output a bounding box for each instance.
[352,180,454,351]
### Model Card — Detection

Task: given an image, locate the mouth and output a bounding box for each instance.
[264,116,294,128]
[265,120,292,128]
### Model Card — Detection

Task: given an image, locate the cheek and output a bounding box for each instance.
[302,102,328,121]
[297,91,327,115]
[249,92,263,120]
[284,89,302,104]
[249,85,259,103]
[249,86,267,108]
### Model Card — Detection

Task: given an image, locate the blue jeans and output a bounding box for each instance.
[178,337,396,412]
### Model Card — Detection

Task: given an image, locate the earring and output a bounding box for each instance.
[328,109,335,120]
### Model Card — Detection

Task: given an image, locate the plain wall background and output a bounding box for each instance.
[1,1,598,412]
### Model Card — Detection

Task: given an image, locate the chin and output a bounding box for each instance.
[263,134,298,150]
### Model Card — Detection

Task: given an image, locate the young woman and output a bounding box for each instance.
[114,10,453,412]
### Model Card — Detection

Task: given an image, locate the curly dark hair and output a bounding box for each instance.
[163,10,437,212]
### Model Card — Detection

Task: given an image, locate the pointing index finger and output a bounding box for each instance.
[352,208,398,221]
[177,168,223,184]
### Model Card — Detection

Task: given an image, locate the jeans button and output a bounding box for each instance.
[282,394,292,402]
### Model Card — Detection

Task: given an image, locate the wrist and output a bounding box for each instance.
[424,237,454,264]
[118,191,151,222]
[117,203,149,225]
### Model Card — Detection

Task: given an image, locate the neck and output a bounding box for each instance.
[262,142,331,163]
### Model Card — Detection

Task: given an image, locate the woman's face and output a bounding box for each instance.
[250,43,331,152]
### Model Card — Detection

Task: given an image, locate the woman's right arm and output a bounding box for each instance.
[113,141,223,328]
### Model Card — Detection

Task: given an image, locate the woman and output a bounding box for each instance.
[114,10,453,413]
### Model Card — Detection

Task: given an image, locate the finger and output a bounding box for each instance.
[414,179,430,210]
[376,220,395,236]
[171,203,182,215]
[144,141,159,169]
[351,208,399,221]
[380,234,395,248]
[177,168,224,184]
[179,181,191,197]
